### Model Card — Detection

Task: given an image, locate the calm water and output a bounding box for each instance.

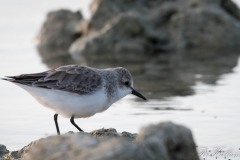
[0,1,240,159]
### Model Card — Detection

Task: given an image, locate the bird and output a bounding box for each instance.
[2,65,147,135]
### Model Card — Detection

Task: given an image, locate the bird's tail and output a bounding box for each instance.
[0,77,14,81]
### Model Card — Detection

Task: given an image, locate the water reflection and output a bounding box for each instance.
[37,49,240,99]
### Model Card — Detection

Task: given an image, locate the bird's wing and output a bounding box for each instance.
[5,65,102,95]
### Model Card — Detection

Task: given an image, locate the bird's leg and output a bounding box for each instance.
[54,114,60,135]
[70,116,83,132]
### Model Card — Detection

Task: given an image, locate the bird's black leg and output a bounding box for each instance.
[54,114,60,135]
[70,116,83,132]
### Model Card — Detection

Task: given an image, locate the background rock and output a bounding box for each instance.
[21,122,199,160]
[71,0,240,61]
[36,9,84,68]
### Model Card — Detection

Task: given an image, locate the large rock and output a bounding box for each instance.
[20,122,199,160]
[71,0,240,62]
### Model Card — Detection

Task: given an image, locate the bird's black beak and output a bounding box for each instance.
[131,87,147,100]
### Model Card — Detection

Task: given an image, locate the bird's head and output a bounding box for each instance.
[114,67,147,100]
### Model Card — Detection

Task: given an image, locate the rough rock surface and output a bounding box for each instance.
[13,122,200,160]
[36,0,240,98]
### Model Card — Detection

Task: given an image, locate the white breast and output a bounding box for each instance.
[15,83,112,118]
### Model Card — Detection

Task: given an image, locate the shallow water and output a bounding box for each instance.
[0,1,240,160]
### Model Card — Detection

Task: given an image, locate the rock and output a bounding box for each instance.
[36,9,84,68]
[90,128,137,140]
[90,128,120,137]
[136,122,199,160]
[10,140,42,160]
[21,122,199,160]
[0,144,9,159]
[38,0,240,61]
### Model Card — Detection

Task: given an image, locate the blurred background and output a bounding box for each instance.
[0,0,240,154]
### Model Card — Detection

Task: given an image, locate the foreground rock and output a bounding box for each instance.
[10,122,199,160]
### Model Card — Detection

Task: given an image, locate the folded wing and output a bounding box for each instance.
[4,65,102,95]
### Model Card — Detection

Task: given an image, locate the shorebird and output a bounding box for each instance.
[2,65,146,135]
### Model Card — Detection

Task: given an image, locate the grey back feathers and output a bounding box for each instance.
[3,65,133,96]
[5,65,102,95]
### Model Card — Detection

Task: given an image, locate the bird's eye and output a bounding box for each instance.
[124,81,130,86]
